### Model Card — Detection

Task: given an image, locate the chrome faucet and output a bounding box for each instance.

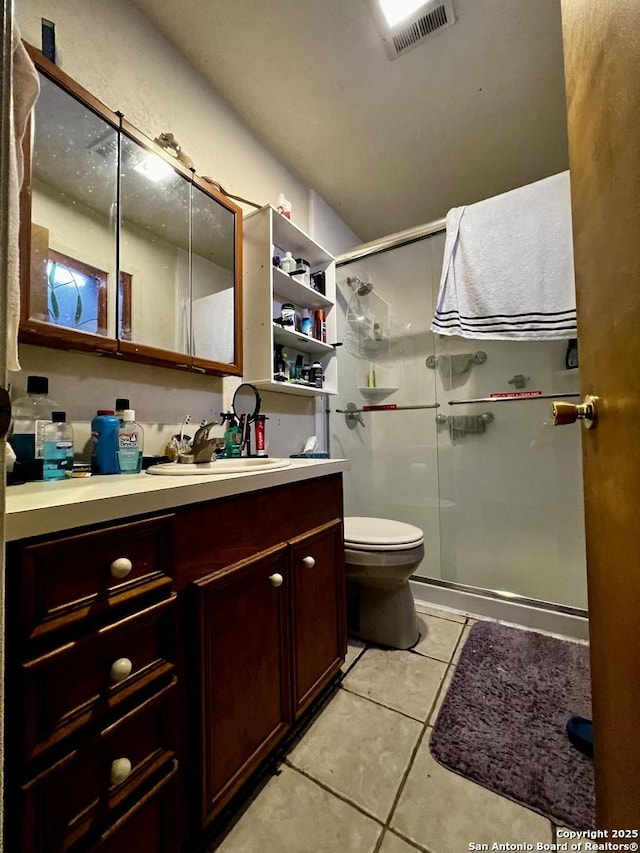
[177,421,224,464]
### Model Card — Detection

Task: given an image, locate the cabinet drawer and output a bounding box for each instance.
[22,596,176,760]
[18,515,173,642]
[85,762,178,853]
[21,680,176,852]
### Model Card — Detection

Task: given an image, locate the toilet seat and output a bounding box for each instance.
[344,516,424,552]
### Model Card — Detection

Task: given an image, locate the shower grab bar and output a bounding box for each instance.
[335,403,440,414]
[448,392,580,406]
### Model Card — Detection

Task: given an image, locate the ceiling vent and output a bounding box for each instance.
[368,0,456,60]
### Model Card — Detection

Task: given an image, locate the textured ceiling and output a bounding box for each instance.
[129,0,569,243]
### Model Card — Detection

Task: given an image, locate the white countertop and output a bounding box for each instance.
[5,458,348,542]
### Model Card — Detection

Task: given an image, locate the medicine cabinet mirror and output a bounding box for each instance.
[20,44,243,376]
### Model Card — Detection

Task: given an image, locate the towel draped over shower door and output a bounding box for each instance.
[431,171,577,341]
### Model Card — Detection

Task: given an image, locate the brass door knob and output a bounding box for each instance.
[551,395,598,429]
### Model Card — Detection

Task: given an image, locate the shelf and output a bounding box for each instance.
[250,378,337,397]
[273,324,335,355]
[268,206,334,266]
[358,386,398,400]
[272,268,333,310]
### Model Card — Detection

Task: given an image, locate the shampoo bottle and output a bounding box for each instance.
[117,409,144,474]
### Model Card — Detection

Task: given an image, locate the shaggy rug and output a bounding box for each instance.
[430,620,595,829]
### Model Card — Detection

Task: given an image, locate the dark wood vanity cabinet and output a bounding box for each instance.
[4,473,346,851]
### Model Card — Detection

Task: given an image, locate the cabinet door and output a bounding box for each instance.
[289,520,346,719]
[193,544,291,823]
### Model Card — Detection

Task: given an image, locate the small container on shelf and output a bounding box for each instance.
[280,251,296,273]
[276,193,292,219]
[290,258,311,287]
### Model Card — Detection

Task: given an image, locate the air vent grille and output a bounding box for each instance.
[370,0,457,61]
[392,5,449,54]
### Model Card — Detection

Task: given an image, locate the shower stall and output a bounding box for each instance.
[331,224,587,622]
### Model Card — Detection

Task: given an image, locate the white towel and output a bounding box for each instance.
[431,172,577,341]
[7,26,40,372]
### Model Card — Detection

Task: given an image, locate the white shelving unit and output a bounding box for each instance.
[243,205,338,396]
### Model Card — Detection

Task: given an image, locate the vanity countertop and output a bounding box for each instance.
[6,458,348,542]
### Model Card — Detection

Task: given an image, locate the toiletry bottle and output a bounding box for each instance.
[223,413,242,458]
[117,409,144,474]
[9,375,59,481]
[313,309,327,342]
[300,309,313,336]
[280,251,296,273]
[42,412,74,481]
[276,193,292,219]
[115,397,130,422]
[90,410,120,474]
[311,361,324,388]
[254,414,268,457]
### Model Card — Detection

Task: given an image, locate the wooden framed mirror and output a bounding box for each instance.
[20,44,243,377]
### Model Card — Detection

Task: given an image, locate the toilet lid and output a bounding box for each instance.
[344,517,424,549]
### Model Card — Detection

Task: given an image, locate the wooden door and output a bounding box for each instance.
[193,544,291,823]
[561,0,640,828]
[289,520,346,719]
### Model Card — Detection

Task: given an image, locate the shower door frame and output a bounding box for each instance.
[332,219,588,623]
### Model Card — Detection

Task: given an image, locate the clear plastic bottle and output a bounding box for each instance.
[9,375,59,480]
[117,409,144,474]
[280,251,296,273]
[43,412,74,481]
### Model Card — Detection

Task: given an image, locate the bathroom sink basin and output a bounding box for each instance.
[146,458,293,476]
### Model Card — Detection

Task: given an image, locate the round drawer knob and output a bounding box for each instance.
[110,757,132,786]
[110,657,133,683]
[269,573,284,587]
[110,557,133,579]
[302,555,316,568]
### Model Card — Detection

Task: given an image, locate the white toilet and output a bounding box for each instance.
[344,516,424,650]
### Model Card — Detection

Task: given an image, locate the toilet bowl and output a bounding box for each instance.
[344,517,424,650]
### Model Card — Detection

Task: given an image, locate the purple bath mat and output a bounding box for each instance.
[430,621,594,829]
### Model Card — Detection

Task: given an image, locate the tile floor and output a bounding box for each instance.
[212,604,579,853]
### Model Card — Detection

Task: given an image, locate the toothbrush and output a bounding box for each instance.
[179,415,191,453]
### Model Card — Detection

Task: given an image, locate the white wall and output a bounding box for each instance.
[15,0,339,453]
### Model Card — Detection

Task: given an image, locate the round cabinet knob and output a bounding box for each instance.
[110,757,132,786]
[302,555,316,568]
[269,573,284,587]
[110,657,133,683]
[109,557,133,579]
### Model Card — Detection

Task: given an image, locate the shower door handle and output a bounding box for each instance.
[551,395,598,429]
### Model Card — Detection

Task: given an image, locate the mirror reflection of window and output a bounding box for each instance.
[46,251,106,334]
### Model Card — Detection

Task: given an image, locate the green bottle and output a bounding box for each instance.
[223,413,242,458]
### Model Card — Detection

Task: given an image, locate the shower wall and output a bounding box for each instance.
[332,233,587,611]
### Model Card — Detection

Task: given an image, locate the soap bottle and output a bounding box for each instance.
[9,375,59,481]
[90,410,120,474]
[117,409,144,474]
[222,413,242,458]
[42,412,74,481]
[276,193,292,219]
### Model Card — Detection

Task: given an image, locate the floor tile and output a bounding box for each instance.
[214,765,382,853]
[378,830,425,853]
[452,624,472,663]
[413,614,464,662]
[414,603,466,623]
[391,733,553,853]
[288,689,422,822]
[342,638,367,672]
[427,665,454,725]
[342,647,447,721]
